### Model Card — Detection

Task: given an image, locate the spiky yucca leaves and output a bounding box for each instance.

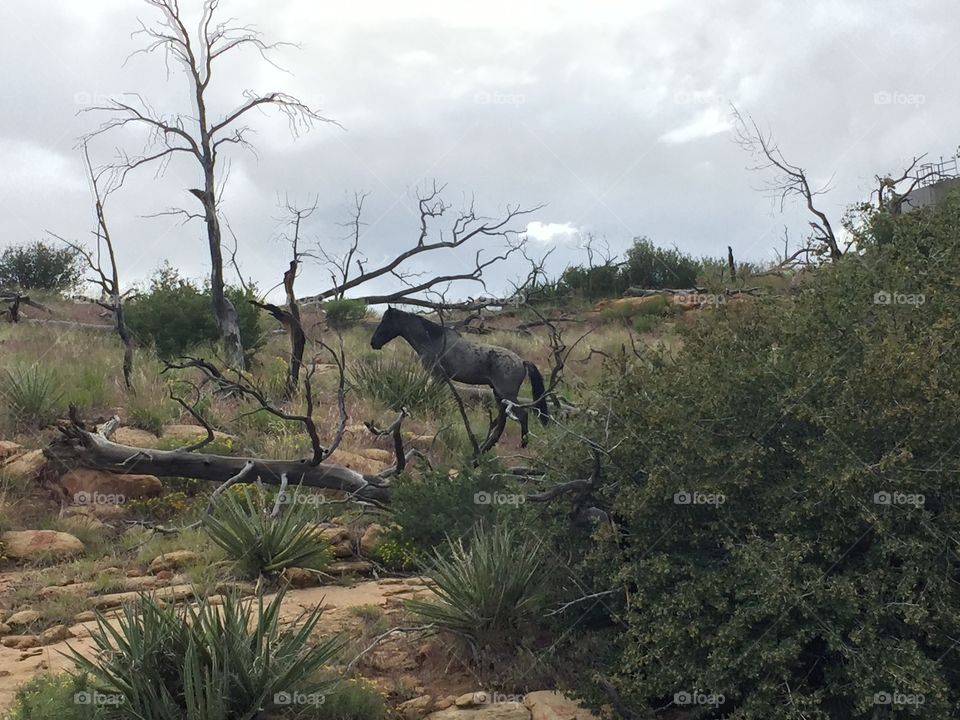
[407,523,549,655]
[2,365,63,427]
[348,356,448,414]
[69,589,344,720]
[202,485,331,579]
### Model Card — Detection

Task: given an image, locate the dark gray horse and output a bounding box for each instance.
[370,307,549,445]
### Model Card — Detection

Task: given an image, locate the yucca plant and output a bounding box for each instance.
[202,485,331,579]
[348,356,448,414]
[69,588,344,720]
[2,365,63,428]
[407,523,549,655]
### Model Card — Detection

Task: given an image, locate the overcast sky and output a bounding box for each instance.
[1,0,957,301]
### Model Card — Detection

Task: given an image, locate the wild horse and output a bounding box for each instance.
[370,307,549,446]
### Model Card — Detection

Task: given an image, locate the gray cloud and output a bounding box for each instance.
[1,0,957,300]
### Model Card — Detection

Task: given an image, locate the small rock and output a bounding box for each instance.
[1,635,38,649]
[316,526,350,544]
[39,624,73,645]
[89,584,194,610]
[0,440,23,462]
[1,530,85,561]
[326,560,373,576]
[399,695,433,720]
[0,623,10,636]
[427,702,530,720]
[73,611,96,623]
[281,567,322,588]
[456,692,490,708]
[435,696,457,711]
[109,426,160,447]
[360,523,385,555]
[6,610,41,627]
[155,570,173,581]
[149,550,199,573]
[60,467,162,501]
[522,692,598,720]
[0,450,46,482]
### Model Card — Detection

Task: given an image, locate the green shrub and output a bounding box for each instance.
[69,589,344,720]
[2,365,63,427]
[323,298,368,329]
[622,236,701,289]
[0,241,82,293]
[537,194,960,718]
[202,485,331,579]
[407,523,549,656]
[125,265,263,361]
[5,672,108,720]
[349,357,448,415]
[388,459,524,552]
[318,679,386,720]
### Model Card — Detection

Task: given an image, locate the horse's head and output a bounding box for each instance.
[370,307,399,349]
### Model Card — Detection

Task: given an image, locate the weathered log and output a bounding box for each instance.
[45,423,391,503]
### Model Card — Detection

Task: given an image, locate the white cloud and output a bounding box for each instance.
[525,221,581,244]
[659,106,732,144]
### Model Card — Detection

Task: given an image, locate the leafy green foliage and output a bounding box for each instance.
[0,241,82,292]
[538,194,960,718]
[323,298,368,329]
[387,459,524,552]
[69,589,344,720]
[202,485,331,579]
[407,523,549,656]
[2,365,63,427]
[5,673,108,720]
[125,266,263,360]
[348,356,448,414]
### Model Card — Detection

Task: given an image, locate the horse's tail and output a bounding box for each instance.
[524,361,550,425]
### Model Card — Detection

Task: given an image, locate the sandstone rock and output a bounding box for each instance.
[0,623,10,636]
[155,570,173,581]
[1,530,85,561]
[60,467,162,501]
[399,695,434,720]
[73,611,96,623]
[59,513,107,531]
[38,624,73,645]
[427,702,530,720]
[523,692,598,720]
[1,635,38,649]
[317,526,350,544]
[149,550,198,573]
[281,567,322,588]
[435,696,457,711]
[5,610,41,627]
[89,584,194,610]
[326,560,373,576]
[360,523,385,555]
[324,450,382,475]
[359,448,394,463]
[109,426,160,447]
[0,450,46,482]
[0,441,23,462]
[456,692,490,708]
[162,424,234,445]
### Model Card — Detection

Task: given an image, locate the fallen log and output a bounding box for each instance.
[45,421,392,504]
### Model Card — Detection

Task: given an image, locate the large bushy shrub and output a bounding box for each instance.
[539,196,960,718]
[0,240,82,292]
[125,266,263,360]
[323,298,368,329]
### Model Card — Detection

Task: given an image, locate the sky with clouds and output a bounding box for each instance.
[1,0,956,301]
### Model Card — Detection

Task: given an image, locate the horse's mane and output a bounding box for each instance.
[396,309,454,340]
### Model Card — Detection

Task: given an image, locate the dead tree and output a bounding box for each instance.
[732,105,844,262]
[50,145,135,389]
[299,182,541,310]
[83,0,332,369]
[250,200,317,399]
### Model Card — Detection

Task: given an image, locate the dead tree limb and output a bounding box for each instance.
[82,0,334,369]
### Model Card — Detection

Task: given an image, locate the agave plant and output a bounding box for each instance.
[2,365,63,428]
[69,589,344,720]
[202,485,331,579]
[407,523,549,654]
